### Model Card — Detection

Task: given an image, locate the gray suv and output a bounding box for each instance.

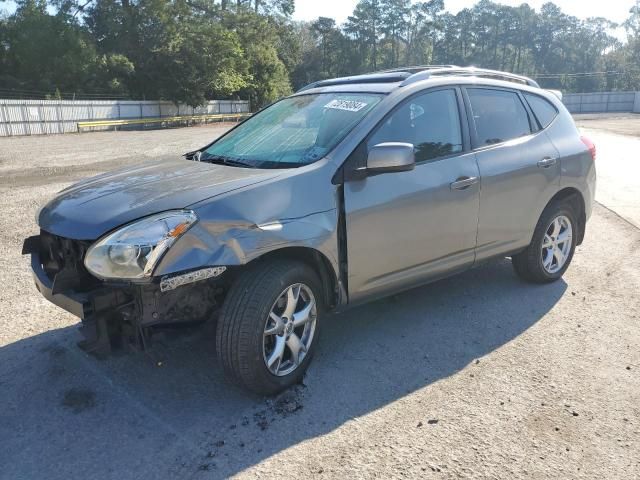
[23,66,596,395]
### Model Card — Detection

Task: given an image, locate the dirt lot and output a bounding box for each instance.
[574,113,640,138]
[0,118,639,479]
[576,114,640,228]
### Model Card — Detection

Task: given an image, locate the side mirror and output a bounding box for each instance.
[366,142,415,174]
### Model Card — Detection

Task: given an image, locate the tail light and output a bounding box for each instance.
[581,136,596,161]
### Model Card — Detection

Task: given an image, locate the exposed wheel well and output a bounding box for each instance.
[250,247,340,309]
[546,188,586,245]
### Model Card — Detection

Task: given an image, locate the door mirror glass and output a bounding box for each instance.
[367,142,415,174]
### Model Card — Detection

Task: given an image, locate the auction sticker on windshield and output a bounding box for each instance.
[324,99,368,112]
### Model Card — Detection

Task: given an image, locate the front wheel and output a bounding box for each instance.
[216,260,322,395]
[512,201,578,283]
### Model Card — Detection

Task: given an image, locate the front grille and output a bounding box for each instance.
[39,230,100,292]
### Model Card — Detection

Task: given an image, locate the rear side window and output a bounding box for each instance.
[368,89,463,162]
[524,93,558,129]
[467,88,531,146]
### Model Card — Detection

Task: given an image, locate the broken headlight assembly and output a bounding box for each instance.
[84,210,198,280]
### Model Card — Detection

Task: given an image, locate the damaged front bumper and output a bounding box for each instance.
[28,248,136,356]
[24,233,226,356]
[29,251,130,320]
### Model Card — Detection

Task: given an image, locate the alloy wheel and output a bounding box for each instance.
[263,283,317,377]
[541,215,573,274]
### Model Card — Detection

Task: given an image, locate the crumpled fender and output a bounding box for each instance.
[152,159,342,298]
[154,208,339,276]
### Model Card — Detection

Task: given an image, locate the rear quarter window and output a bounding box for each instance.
[467,88,532,147]
[524,93,559,129]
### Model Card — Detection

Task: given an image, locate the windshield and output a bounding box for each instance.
[201,93,383,168]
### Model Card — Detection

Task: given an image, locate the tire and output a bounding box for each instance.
[216,259,323,395]
[512,200,578,283]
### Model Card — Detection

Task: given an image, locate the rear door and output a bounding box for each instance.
[343,88,480,302]
[464,87,560,261]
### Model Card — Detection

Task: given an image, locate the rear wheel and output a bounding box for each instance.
[512,201,577,283]
[216,259,322,395]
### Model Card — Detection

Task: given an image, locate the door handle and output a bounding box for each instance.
[537,157,557,168]
[450,176,479,190]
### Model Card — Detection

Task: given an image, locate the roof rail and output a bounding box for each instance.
[401,67,540,88]
[296,66,457,92]
[377,65,460,74]
[296,66,540,93]
[297,71,411,92]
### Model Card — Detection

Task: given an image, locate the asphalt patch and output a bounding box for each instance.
[61,388,97,414]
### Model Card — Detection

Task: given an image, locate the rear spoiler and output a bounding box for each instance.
[546,89,563,100]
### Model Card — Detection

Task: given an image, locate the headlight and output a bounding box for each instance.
[85,210,198,280]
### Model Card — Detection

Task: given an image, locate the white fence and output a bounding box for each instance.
[0,99,250,136]
[562,91,640,114]
[2,93,637,137]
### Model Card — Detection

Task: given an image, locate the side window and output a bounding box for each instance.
[467,88,531,146]
[524,93,558,129]
[368,89,463,163]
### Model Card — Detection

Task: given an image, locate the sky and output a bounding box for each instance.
[292,0,637,25]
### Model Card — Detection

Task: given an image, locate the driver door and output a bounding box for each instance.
[343,88,480,302]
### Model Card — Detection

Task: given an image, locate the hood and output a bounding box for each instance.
[38,156,282,240]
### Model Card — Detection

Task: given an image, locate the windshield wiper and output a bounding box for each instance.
[200,154,256,168]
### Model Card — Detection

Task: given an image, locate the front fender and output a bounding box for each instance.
[153,209,340,279]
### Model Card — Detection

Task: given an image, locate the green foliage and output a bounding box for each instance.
[323,0,638,93]
[1,0,639,104]
[0,0,122,94]
[84,0,251,105]
[222,11,292,106]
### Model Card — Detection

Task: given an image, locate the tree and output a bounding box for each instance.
[253,0,294,16]
[223,11,292,106]
[2,0,640,105]
[380,0,409,68]
[0,0,129,96]
[345,0,383,70]
[407,0,445,66]
[311,17,338,76]
[84,0,252,105]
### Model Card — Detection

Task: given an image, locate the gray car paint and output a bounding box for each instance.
[472,130,561,261]
[543,104,596,220]
[37,156,283,240]
[344,148,480,302]
[37,75,595,308]
[155,159,341,292]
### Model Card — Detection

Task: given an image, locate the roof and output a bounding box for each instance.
[296,66,540,93]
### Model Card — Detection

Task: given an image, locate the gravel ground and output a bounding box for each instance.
[0,120,639,479]
[574,113,640,138]
[575,114,640,228]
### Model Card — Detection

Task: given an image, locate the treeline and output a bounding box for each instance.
[1,0,639,107]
